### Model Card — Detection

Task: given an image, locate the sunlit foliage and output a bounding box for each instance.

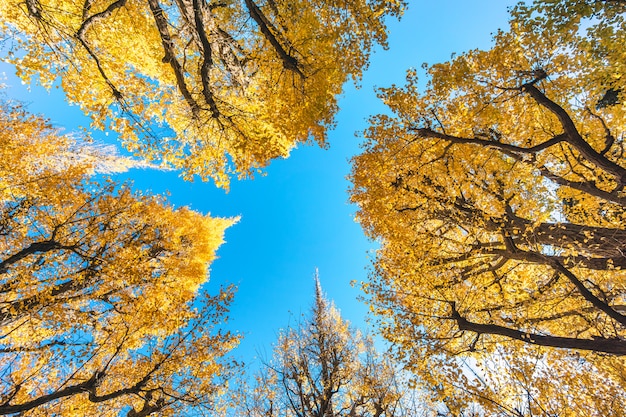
[230,275,412,417]
[0,0,405,187]
[0,99,239,415]
[350,1,626,414]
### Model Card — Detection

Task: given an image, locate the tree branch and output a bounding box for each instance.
[73,0,127,99]
[521,83,626,185]
[0,340,89,353]
[0,240,66,274]
[481,247,626,328]
[0,265,100,325]
[450,303,626,355]
[147,0,201,116]
[76,0,127,40]
[190,0,220,117]
[448,195,626,259]
[549,259,626,328]
[413,128,568,156]
[0,371,104,415]
[25,0,42,19]
[243,0,303,76]
[534,163,626,206]
[412,127,626,206]
[475,248,626,271]
[586,106,616,156]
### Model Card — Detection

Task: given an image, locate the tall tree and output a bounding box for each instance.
[0,98,239,415]
[0,0,405,187]
[231,273,410,417]
[350,0,626,415]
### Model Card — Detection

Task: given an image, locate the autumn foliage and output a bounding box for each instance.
[2,0,626,415]
[231,276,410,417]
[0,100,239,415]
[351,1,626,415]
[0,0,405,187]
[0,0,409,413]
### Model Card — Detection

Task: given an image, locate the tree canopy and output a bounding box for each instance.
[5,0,626,414]
[230,274,410,417]
[0,0,405,187]
[0,98,239,415]
[350,0,626,415]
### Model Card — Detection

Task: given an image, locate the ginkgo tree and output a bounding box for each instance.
[0,0,405,187]
[350,0,626,415]
[0,98,239,416]
[229,274,416,417]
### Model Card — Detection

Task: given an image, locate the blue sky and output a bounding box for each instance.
[1,0,516,365]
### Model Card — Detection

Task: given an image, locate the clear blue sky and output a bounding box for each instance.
[1,0,516,365]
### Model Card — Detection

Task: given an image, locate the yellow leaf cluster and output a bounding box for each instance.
[0,0,405,187]
[350,1,626,414]
[228,277,409,416]
[0,99,239,415]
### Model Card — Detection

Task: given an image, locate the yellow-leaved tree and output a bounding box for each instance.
[350,0,626,415]
[0,98,239,416]
[229,274,414,417]
[0,0,405,187]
